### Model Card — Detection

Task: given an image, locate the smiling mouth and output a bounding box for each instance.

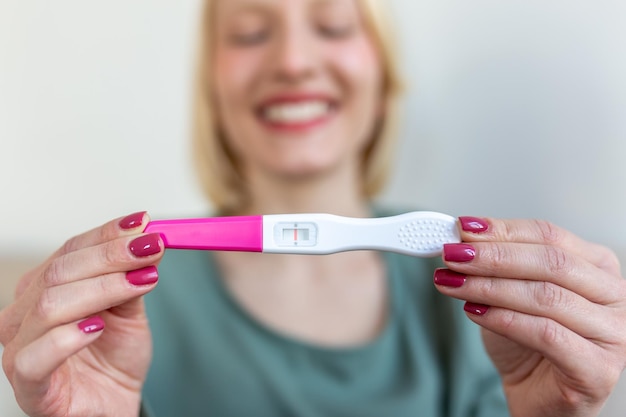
[258,100,336,127]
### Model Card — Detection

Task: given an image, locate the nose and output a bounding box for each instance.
[271,23,318,83]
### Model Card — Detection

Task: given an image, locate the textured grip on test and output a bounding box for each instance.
[397,216,459,256]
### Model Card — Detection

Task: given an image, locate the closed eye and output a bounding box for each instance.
[230,29,271,46]
[317,24,355,39]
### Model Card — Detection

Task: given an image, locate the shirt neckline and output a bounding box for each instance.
[202,250,402,358]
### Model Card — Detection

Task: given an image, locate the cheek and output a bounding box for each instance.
[330,38,382,90]
[212,51,257,159]
[213,49,260,107]
[328,39,384,148]
[213,50,262,147]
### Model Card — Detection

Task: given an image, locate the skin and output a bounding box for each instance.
[438,219,626,417]
[212,0,384,216]
[211,0,387,347]
[0,0,624,416]
[0,214,163,417]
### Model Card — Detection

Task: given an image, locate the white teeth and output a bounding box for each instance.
[263,101,331,123]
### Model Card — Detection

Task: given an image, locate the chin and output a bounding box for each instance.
[273,158,351,183]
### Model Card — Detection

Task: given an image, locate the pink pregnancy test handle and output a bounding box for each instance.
[144,216,263,251]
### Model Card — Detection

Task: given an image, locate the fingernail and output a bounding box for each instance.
[78,316,105,334]
[459,216,489,233]
[434,268,466,288]
[126,266,159,286]
[129,234,162,257]
[119,211,147,230]
[464,302,490,316]
[444,243,475,262]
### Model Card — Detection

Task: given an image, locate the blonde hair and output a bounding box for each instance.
[192,0,404,213]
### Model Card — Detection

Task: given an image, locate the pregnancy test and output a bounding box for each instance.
[144,211,461,257]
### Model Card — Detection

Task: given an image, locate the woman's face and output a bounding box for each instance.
[212,0,384,182]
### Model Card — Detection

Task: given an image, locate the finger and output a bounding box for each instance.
[13,211,150,299]
[9,316,105,403]
[39,233,164,288]
[0,233,163,344]
[15,266,159,348]
[55,211,150,257]
[0,212,152,347]
[442,242,625,305]
[461,305,622,393]
[458,217,622,276]
[434,268,619,342]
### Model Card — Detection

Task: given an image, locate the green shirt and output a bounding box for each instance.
[143,212,510,417]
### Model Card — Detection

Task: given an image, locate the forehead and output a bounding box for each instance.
[214,0,359,15]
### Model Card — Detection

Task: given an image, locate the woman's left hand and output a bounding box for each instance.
[434,217,626,417]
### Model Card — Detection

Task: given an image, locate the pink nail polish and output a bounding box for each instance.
[433,268,466,288]
[126,266,159,286]
[119,211,147,230]
[459,216,489,233]
[78,316,105,334]
[129,234,162,257]
[464,302,489,316]
[444,243,475,262]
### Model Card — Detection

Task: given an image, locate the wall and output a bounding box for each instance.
[0,1,625,254]
[1,1,625,416]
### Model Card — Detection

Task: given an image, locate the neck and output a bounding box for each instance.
[236,161,373,218]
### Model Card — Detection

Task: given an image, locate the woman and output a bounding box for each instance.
[1,0,624,416]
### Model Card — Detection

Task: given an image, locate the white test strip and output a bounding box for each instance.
[262,211,460,257]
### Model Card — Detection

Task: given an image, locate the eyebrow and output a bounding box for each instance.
[217,0,357,25]
[310,0,358,17]
[217,0,272,19]
[312,0,352,6]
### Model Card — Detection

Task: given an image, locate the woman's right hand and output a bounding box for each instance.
[0,212,164,417]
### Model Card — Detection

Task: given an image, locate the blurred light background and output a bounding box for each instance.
[1,1,625,416]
